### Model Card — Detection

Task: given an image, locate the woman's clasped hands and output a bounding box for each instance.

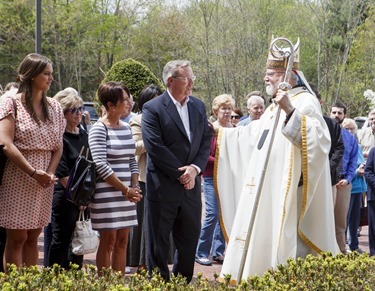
[32,170,58,188]
[123,185,142,203]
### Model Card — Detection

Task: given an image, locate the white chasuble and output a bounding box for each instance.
[215,87,340,283]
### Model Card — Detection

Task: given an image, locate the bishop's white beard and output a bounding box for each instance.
[265,84,276,97]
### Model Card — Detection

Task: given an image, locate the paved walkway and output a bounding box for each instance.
[38,225,370,281]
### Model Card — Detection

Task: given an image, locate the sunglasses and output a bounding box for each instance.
[231,115,240,119]
[67,106,85,115]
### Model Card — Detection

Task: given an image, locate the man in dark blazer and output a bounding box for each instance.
[142,60,212,282]
[364,147,375,256]
[315,91,344,194]
[323,115,344,187]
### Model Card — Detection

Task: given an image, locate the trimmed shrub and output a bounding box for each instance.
[102,58,164,105]
[0,253,374,290]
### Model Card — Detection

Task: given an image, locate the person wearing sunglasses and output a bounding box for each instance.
[54,87,92,132]
[46,93,91,269]
[230,108,243,127]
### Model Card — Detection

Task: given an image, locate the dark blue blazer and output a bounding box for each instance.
[323,116,344,186]
[142,91,212,201]
[365,147,375,201]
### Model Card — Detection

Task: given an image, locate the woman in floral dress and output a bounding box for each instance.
[0,53,65,269]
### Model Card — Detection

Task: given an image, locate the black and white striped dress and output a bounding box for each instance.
[88,121,138,230]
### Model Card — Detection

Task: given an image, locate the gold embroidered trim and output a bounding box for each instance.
[214,127,229,242]
[266,60,299,70]
[298,114,322,254]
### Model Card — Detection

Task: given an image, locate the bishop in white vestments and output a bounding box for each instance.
[215,37,340,283]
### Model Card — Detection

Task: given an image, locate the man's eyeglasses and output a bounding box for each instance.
[231,115,240,120]
[67,106,85,115]
[265,71,285,77]
[173,75,196,82]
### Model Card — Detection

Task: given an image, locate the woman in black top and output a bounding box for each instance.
[46,93,91,269]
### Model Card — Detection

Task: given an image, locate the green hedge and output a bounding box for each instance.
[102,58,165,104]
[0,252,374,290]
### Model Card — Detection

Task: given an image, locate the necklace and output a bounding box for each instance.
[66,127,78,134]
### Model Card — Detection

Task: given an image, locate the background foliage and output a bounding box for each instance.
[0,0,374,116]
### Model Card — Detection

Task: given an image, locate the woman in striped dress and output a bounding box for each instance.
[89,81,143,275]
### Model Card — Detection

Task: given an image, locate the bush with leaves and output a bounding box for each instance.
[102,58,165,106]
[0,252,374,290]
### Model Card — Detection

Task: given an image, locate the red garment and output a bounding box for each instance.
[202,136,217,177]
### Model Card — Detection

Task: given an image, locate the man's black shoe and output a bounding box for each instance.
[213,255,224,264]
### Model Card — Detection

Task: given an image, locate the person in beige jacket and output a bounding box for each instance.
[127,84,163,269]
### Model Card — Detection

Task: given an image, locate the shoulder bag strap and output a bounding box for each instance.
[78,146,85,157]
[99,120,108,136]
[78,209,85,221]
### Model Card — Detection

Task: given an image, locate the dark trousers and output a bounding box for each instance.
[127,182,175,267]
[147,193,201,283]
[44,224,53,267]
[127,181,147,267]
[369,200,375,256]
[47,190,84,269]
[346,193,362,250]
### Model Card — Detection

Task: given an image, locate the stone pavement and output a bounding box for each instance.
[38,225,370,281]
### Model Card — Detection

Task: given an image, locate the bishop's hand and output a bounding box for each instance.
[274,88,294,116]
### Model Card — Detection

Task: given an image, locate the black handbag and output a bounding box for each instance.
[65,147,96,206]
[0,98,17,185]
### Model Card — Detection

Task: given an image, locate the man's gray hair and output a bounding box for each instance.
[162,60,191,86]
[368,108,375,117]
[247,95,265,108]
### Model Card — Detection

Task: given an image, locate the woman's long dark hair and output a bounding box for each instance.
[138,84,163,112]
[17,53,52,124]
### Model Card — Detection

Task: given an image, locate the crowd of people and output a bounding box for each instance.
[0,35,374,284]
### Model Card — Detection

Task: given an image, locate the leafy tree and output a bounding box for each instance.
[127,3,194,81]
[340,5,375,117]
[308,0,370,106]
[1,0,375,114]
[41,0,136,99]
[0,0,36,84]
